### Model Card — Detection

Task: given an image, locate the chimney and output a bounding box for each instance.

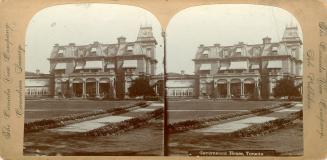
[36,69,40,75]
[117,36,126,44]
[262,37,271,44]
[181,70,185,75]
[93,41,99,45]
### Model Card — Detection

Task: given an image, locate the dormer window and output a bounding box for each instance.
[57,53,64,57]
[57,49,64,57]
[202,50,209,58]
[234,48,242,56]
[223,50,229,58]
[127,45,133,51]
[89,48,97,56]
[272,46,278,55]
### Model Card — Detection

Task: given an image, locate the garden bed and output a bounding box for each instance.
[225,110,303,137]
[168,102,294,134]
[75,108,163,137]
[24,101,148,133]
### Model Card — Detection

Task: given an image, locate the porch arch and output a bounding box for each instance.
[85,78,96,97]
[216,79,228,98]
[230,78,242,98]
[244,78,256,98]
[71,78,83,97]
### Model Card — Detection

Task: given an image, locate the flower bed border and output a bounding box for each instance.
[168,102,294,134]
[74,108,163,137]
[224,110,303,138]
[24,101,148,133]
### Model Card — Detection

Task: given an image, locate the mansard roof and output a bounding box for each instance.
[50,26,156,59]
[194,26,301,60]
[50,41,149,59]
[195,42,289,59]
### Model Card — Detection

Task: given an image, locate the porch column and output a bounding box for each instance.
[82,80,86,98]
[61,81,66,98]
[256,81,261,99]
[111,80,116,99]
[96,80,100,98]
[54,81,60,98]
[269,80,274,99]
[227,81,231,98]
[241,81,245,98]
[69,80,74,97]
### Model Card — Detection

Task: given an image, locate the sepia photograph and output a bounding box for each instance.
[166,4,303,156]
[24,4,164,156]
[2,0,327,159]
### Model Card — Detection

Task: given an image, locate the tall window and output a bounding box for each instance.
[219,51,223,58]
[146,48,152,56]
[253,48,261,56]
[291,48,296,57]
[125,68,136,75]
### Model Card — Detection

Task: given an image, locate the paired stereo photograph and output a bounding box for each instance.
[24,4,303,156]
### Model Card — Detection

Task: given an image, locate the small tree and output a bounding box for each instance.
[156,80,164,97]
[273,78,301,100]
[128,76,155,98]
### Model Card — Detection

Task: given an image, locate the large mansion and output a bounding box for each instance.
[25,26,303,100]
[193,26,303,99]
[25,27,162,99]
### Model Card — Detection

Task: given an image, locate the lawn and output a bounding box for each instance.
[168,100,303,156]
[25,100,138,122]
[168,100,279,123]
[24,99,163,156]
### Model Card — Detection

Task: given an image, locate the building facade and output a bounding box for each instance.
[193,26,303,99]
[25,26,303,100]
[26,26,160,99]
[25,70,53,98]
[166,72,199,98]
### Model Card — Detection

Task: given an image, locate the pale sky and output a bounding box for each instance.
[25,4,164,74]
[166,4,303,74]
[26,4,303,75]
